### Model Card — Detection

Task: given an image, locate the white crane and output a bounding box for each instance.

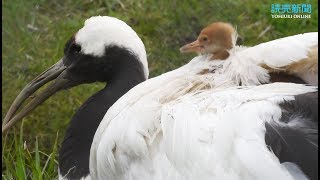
[90,30,318,179]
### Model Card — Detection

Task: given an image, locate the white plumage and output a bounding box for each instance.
[245,32,317,67]
[90,32,318,180]
[226,32,317,82]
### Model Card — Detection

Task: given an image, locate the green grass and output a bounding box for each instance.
[2,121,59,180]
[2,0,318,179]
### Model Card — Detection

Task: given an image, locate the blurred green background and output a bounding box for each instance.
[2,0,318,179]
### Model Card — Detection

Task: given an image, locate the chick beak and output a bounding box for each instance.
[180,39,201,53]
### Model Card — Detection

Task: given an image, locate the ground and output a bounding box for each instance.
[2,0,318,179]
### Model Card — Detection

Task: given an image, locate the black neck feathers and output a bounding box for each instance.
[58,46,146,179]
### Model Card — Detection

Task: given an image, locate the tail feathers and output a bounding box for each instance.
[265,92,318,180]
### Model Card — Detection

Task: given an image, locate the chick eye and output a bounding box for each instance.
[71,43,81,53]
[202,37,208,42]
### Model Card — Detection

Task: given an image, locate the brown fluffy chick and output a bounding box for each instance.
[180,22,236,60]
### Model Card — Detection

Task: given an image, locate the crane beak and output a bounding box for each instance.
[180,40,201,53]
[2,57,75,134]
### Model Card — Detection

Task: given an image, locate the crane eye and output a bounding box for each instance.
[71,44,81,53]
